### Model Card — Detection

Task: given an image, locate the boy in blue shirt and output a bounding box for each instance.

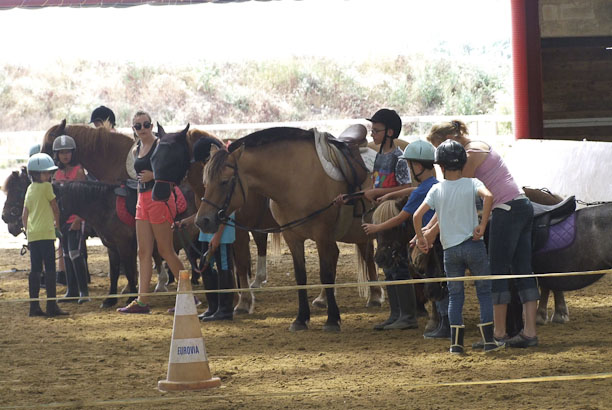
[414,140,503,354]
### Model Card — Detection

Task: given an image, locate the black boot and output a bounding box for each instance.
[40,271,46,289]
[45,271,69,317]
[450,325,465,354]
[56,270,67,286]
[477,322,506,352]
[202,270,233,322]
[424,314,450,339]
[384,284,418,330]
[198,270,219,320]
[73,256,91,304]
[28,272,45,317]
[59,259,79,303]
[373,284,399,330]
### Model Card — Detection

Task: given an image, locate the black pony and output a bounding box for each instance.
[151,123,191,202]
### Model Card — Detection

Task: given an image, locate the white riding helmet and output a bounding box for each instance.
[28,143,41,157]
[402,140,435,162]
[27,153,58,172]
[52,135,77,151]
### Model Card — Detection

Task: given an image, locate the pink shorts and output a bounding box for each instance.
[135,190,176,225]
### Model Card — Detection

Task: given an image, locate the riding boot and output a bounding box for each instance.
[477,322,506,352]
[44,271,69,317]
[40,271,46,289]
[59,259,79,303]
[198,270,219,320]
[28,273,45,317]
[56,270,67,286]
[424,314,451,339]
[384,284,418,330]
[373,284,399,330]
[202,270,234,322]
[450,325,465,354]
[73,256,91,304]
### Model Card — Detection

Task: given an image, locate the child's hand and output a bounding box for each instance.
[363,189,378,202]
[333,194,347,206]
[362,223,379,235]
[377,192,394,203]
[69,219,82,231]
[416,236,429,253]
[473,224,486,240]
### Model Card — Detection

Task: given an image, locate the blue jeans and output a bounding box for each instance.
[489,197,540,304]
[444,240,493,326]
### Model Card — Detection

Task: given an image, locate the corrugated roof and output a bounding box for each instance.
[0,0,275,10]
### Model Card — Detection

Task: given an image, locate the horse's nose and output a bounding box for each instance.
[195,215,215,233]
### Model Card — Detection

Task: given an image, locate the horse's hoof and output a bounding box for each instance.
[536,311,549,325]
[250,279,266,289]
[100,299,117,309]
[424,319,438,333]
[312,298,327,309]
[154,284,168,293]
[323,322,341,332]
[289,321,308,332]
[233,304,251,315]
[365,298,382,308]
[551,312,569,324]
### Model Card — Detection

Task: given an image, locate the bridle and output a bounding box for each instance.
[199,162,246,224]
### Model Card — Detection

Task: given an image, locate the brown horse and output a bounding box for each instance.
[197,127,382,332]
[185,129,382,313]
[41,121,200,289]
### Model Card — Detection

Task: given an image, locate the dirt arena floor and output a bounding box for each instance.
[1,239,611,409]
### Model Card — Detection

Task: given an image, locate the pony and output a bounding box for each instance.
[41,121,200,287]
[184,130,383,314]
[2,167,29,237]
[197,127,384,332]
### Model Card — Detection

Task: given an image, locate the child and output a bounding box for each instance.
[413,140,502,354]
[362,140,450,338]
[52,135,90,303]
[22,153,68,317]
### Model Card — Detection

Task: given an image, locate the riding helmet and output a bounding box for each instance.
[90,105,116,127]
[434,140,467,171]
[402,140,435,163]
[27,153,58,172]
[52,135,77,151]
[366,109,402,139]
[28,143,41,157]
[193,137,224,163]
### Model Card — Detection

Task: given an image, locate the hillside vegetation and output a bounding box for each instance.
[0,51,510,133]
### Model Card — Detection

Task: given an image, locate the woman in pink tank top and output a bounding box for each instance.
[52,135,90,304]
[426,120,539,349]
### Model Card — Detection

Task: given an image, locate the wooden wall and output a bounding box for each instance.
[541,37,612,141]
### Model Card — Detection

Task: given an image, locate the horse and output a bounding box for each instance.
[197,127,384,332]
[41,120,200,287]
[2,167,29,237]
[184,129,383,313]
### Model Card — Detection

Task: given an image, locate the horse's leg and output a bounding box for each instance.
[317,239,341,332]
[153,249,169,292]
[424,299,440,333]
[360,241,383,308]
[101,247,120,308]
[284,233,309,331]
[250,231,268,288]
[551,290,570,324]
[536,286,550,325]
[233,229,254,314]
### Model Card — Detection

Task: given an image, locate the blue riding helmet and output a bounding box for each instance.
[28,143,41,157]
[27,153,58,172]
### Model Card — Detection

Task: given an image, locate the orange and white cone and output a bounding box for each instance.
[158,270,221,391]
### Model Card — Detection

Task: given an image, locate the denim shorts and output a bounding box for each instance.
[489,197,540,304]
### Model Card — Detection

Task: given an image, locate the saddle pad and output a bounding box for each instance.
[314,128,375,182]
[174,185,187,215]
[535,213,576,254]
[125,142,138,180]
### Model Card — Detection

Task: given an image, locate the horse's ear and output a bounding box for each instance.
[181,123,190,135]
[157,122,166,137]
[57,119,67,135]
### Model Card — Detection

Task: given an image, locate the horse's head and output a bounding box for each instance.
[151,123,191,201]
[196,147,247,233]
[42,119,67,155]
[2,167,30,236]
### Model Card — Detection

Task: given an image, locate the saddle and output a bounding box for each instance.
[531,195,576,252]
[114,179,188,227]
[314,125,371,191]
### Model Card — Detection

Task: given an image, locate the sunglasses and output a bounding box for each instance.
[133,121,152,131]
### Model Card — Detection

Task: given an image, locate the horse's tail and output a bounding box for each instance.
[355,244,368,298]
[270,232,282,256]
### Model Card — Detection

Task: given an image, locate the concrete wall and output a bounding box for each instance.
[540,0,612,37]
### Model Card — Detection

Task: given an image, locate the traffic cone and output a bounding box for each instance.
[158,270,221,391]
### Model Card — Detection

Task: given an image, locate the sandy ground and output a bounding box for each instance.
[1,238,611,410]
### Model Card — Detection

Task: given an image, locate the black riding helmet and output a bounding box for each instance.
[90,105,116,127]
[366,109,402,153]
[435,140,467,171]
[192,137,224,163]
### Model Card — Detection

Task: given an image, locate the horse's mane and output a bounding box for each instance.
[55,180,117,203]
[372,200,401,224]
[45,123,134,159]
[2,167,27,194]
[228,127,313,153]
[204,149,230,181]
